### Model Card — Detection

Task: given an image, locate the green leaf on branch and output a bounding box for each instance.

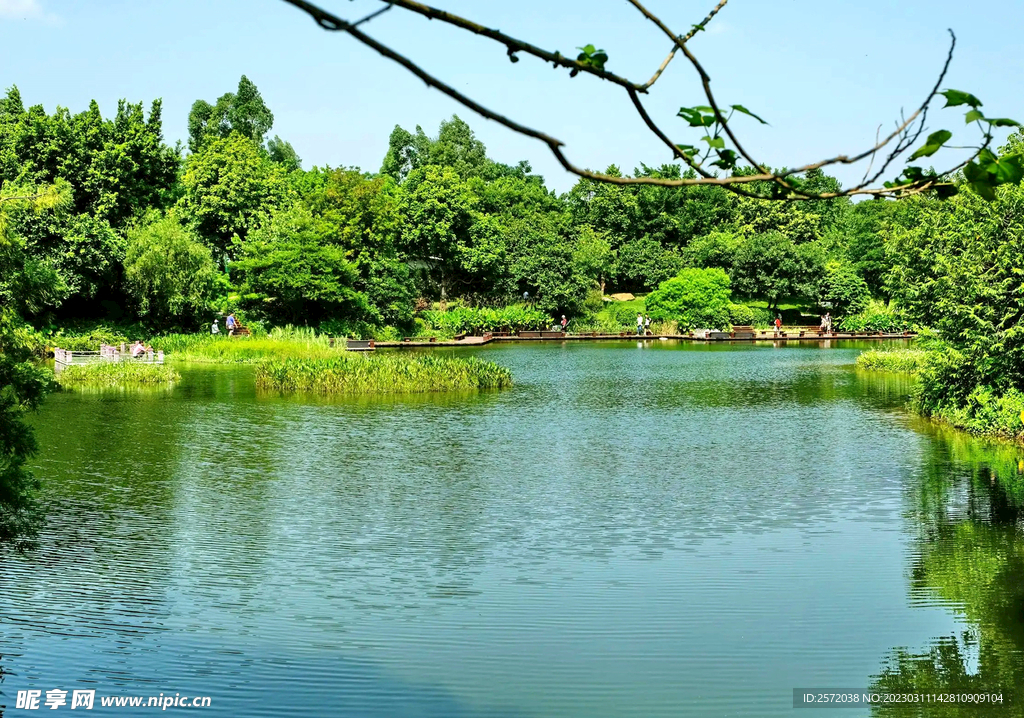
[978,150,1024,185]
[710,149,739,170]
[730,104,768,125]
[675,144,699,160]
[575,44,609,71]
[963,160,997,201]
[965,109,985,124]
[677,107,715,128]
[940,89,983,109]
[988,118,1022,128]
[908,130,952,160]
[701,136,725,150]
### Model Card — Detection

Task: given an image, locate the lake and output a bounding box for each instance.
[4,340,1022,717]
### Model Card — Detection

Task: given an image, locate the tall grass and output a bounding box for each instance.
[153,326,339,363]
[856,348,931,373]
[254,353,513,394]
[56,361,180,387]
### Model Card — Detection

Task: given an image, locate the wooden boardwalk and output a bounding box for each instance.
[375,330,914,348]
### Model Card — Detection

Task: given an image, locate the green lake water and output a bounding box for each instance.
[4,340,1024,717]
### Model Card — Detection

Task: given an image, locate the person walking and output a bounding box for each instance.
[824,312,832,334]
[644,315,652,336]
[774,314,782,335]
[226,313,237,336]
[560,315,568,333]
[637,313,644,336]
[211,318,220,335]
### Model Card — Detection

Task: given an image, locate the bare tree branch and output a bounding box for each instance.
[278,0,998,200]
[363,0,650,92]
[641,0,729,90]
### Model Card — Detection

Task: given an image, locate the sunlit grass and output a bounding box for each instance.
[153,327,339,364]
[56,361,180,388]
[254,353,513,394]
[856,348,931,373]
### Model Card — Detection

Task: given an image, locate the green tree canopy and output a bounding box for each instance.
[178,133,289,260]
[646,267,733,330]
[188,75,274,153]
[231,205,367,326]
[124,215,218,327]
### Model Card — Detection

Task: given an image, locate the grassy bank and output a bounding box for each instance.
[856,348,931,373]
[859,346,1024,441]
[56,362,180,388]
[254,353,512,394]
[153,327,339,364]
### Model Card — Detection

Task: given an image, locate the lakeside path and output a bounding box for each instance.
[374,331,916,348]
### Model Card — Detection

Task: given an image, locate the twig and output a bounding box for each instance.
[279,0,983,200]
[641,0,728,89]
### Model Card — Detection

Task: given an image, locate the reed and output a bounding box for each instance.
[153,327,338,364]
[856,348,930,373]
[56,361,180,387]
[254,353,513,394]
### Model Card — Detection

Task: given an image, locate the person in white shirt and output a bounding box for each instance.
[211,319,220,335]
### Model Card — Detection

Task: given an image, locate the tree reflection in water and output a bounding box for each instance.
[871,428,1024,716]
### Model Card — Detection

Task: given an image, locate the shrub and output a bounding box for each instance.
[728,303,754,326]
[254,353,513,394]
[646,267,732,330]
[837,299,910,333]
[420,305,550,336]
[749,307,773,329]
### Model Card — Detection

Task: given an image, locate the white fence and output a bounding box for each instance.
[54,344,164,366]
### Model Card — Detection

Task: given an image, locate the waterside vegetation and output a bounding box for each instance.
[56,362,180,388]
[254,353,512,395]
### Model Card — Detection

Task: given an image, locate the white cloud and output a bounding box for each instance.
[0,0,57,21]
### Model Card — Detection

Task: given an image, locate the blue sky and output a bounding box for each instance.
[1,0,1021,192]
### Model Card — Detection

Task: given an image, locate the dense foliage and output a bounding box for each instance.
[646,268,733,330]
[0,78,899,337]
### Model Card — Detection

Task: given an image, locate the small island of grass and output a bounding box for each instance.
[56,361,181,388]
[254,354,512,394]
[855,348,930,374]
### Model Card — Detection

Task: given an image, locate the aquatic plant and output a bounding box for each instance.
[856,348,931,374]
[56,361,180,387]
[254,353,512,394]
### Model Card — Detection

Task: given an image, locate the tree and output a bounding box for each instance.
[188,75,274,153]
[266,135,302,172]
[0,184,67,549]
[815,260,870,316]
[381,116,506,182]
[730,232,808,309]
[124,215,219,327]
[178,133,289,260]
[646,267,732,330]
[573,226,614,294]
[0,87,180,228]
[615,235,683,292]
[231,205,368,326]
[682,231,740,272]
[886,161,1024,403]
